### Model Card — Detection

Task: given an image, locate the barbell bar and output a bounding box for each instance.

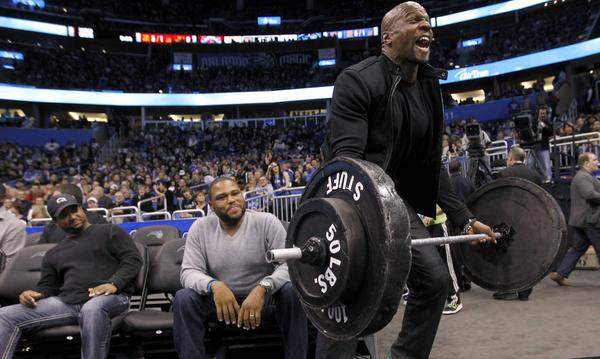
[266,231,505,264]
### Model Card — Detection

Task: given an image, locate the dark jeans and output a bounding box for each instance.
[316,205,450,359]
[557,226,600,278]
[173,282,308,359]
[0,294,129,359]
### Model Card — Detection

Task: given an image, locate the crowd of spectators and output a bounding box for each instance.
[0,0,593,93]
[1,123,326,223]
[18,0,503,30]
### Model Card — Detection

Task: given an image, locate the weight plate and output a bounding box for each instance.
[287,157,411,340]
[459,178,567,292]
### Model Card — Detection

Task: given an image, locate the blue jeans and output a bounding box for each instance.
[173,282,308,359]
[557,227,600,278]
[0,294,129,359]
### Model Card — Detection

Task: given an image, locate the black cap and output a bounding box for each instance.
[47,194,79,220]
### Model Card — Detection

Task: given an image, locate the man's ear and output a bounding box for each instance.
[381,32,391,48]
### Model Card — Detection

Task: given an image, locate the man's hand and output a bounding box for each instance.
[88,283,118,297]
[469,221,497,245]
[237,285,266,330]
[212,282,240,325]
[19,290,43,308]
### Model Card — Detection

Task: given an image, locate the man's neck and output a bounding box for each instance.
[382,52,419,83]
[219,216,243,236]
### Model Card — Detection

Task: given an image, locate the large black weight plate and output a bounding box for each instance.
[287,157,411,340]
[459,178,567,292]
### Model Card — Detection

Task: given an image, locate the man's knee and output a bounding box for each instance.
[417,266,450,299]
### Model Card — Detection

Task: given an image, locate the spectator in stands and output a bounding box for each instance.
[304,163,317,183]
[40,184,106,244]
[91,186,114,210]
[256,176,274,197]
[27,197,49,222]
[493,147,542,300]
[173,177,307,359]
[194,192,208,215]
[550,152,600,286]
[44,139,60,153]
[155,180,177,212]
[266,162,291,190]
[0,194,142,359]
[132,185,154,213]
[87,197,98,209]
[536,106,554,182]
[0,183,26,261]
[293,170,306,187]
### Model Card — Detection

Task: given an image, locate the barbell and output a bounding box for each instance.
[265,157,567,340]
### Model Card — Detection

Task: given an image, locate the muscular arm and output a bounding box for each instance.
[328,69,371,160]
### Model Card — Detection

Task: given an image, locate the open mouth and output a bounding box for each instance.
[415,36,431,50]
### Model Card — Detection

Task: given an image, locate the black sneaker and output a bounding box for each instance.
[442,296,463,315]
[492,292,518,300]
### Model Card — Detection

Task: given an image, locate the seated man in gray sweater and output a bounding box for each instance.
[173,177,308,359]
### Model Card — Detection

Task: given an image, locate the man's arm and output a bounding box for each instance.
[180,221,215,295]
[577,175,600,204]
[262,215,290,293]
[437,165,474,227]
[34,255,61,298]
[2,219,26,259]
[328,69,371,160]
[106,225,142,290]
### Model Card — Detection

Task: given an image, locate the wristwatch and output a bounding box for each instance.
[259,278,273,294]
[463,218,477,234]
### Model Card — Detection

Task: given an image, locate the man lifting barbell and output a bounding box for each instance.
[317,2,496,358]
[265,2,566,358]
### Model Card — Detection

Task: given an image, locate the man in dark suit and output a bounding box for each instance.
[494,146,542,300]
[498,147,543,186]
[550,152,600,285]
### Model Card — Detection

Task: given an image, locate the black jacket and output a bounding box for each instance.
[498,163,543,186]
[324,55,472,224]
[36,224,142,304]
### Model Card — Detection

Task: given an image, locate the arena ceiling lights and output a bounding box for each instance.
[431,0,549,27]
[0,38,597,106]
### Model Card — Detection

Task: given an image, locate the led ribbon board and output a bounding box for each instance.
[0,39,598,106]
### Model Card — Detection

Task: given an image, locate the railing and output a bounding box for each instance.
[110,206,140,223]
[28,218,52,227]
[141,211,172,221]
[549,132,600,171]
[244,189,272,212]
[87,207,110,220]
[486,140,509,173]
[272,187,304,223]
[172,209,205,219]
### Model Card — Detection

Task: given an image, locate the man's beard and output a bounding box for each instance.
[217,206,246,226]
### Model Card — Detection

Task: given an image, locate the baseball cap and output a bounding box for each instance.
[47,194,79,220]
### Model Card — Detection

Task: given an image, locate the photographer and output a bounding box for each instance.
[536,106,554,182]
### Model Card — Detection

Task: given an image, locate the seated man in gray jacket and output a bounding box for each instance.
[173,177,308,359]
[551,152,600,285]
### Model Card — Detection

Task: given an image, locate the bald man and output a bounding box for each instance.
[320,2,496,358]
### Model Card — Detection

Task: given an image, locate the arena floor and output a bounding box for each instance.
[376,270,600,359]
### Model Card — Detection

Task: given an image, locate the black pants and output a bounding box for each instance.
[316,205,450,359]
[173,283,308,359]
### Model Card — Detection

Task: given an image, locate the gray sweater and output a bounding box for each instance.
[181,210,290,296]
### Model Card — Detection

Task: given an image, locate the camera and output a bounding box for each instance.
[466,123,483,150]
[514,113,538,146]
